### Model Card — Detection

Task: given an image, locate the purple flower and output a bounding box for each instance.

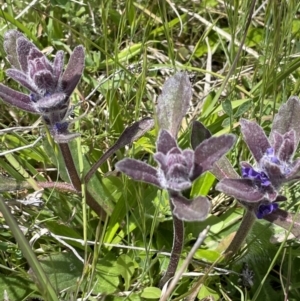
[256,202,279,219]
[116,129,236,221]
[241,162,271,187]
[216,96,300,218]
[0,30,85,142]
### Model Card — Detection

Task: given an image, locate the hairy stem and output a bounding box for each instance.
[224,210,256,260]
[159,200,184,288]
[58,143,106,219]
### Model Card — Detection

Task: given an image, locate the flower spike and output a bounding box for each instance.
[0,29,85,141]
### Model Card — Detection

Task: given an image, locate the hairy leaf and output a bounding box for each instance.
[191,120,211,150]
[263,209,300,238]
[156,72,192,137]
[171,193,211,221]
[61,45,85,96]
[6,68,38,94]
[16,36,36,73]
[216,178,265,202]
[270,96,300,148]
[240,118,271,162]
[156,129,177,154]
[193,134,236,175]
[212,156,240,180]
[85,117,154,183]
[116,159,161,187]
[4,29,23,70]
[0,84,37,113]
[53,51,65,83]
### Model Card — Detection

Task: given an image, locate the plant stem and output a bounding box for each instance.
[224,209,256,260]
[160,226,210,301]
[159,200,184,288]
[0,196,58,301]
[58,143,106,219]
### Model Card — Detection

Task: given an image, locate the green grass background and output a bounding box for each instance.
[1,0,300,300]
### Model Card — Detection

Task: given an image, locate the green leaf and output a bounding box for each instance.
[0,275,37,300]
[45,221,90,252]
[222,99,233,117]
[156,72,192,137]
[94,254,121,294]
[190,172,215,198]
[194,249,221,262]
[93,273,120,295]
[234,100,252,117]
[141,287,162,299]
[117,254,137,290]
[39,253,84,292]
[197,284,220,300]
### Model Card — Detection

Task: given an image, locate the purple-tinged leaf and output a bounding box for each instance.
[286,159,300,180]
[153,152,166,169]
[165,164,192,191]
[168,147,181,155]
[191,121,211,150]
[6,69,38,94]
[263,208,300,238]
[183,149,194,172]
[61,45,85,96]
[156,130,177,154]
[193,134,236,175]
[212,156,240,180]
[261,159,283,188]
[277,130,295,162]
[85,118,154,183]
[171,193,211,221]
[270,96,300,148]
[4,30,23,70]
[27,47,44,64]
[0,84,37,113]
[216,178,265,202]
[240,118,271,162]
[33,70,56,93]
[53,51,64,83]
[29,56,53,77]
[35,92,67,112]
[115,159,161,188]
[118,117,154,145]
[16,36,36,73]
[156,72,192,137]
[272,131,283,154]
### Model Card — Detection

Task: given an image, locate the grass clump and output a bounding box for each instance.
[0,1,300,300]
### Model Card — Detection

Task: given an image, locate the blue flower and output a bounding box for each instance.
[241,165,271,187]
[256,202,279,219]
[215,102,300,218]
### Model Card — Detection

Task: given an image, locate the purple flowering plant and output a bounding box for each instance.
[0,29,84,143]
[213,96,300,259]
[0,30,155,218]
[116,127,235,221]
[116,72,236,286]
[216,96,300,219]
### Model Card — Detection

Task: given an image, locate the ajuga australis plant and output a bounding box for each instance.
[215,96,300,259]
[0,29,156,299]
[0,29,83,143]
[116,72,236,287]
[0,29,108,219]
